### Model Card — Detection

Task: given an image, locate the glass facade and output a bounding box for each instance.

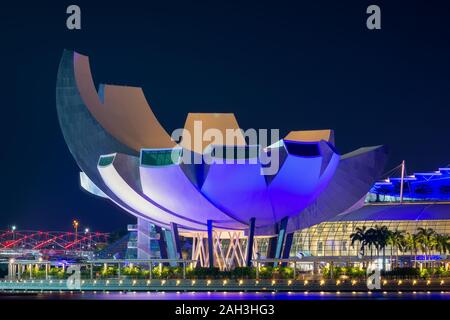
[141,149,182,166]
[98,154,115,167]
[290,220,450,257]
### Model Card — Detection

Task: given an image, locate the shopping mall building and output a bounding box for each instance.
[291,167,450,263]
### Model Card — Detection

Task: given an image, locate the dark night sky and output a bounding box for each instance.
[0,1,449,232]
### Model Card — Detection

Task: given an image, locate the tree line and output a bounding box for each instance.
[350,226,450,269]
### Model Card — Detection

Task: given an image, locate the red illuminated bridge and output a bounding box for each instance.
[0,230,109,255]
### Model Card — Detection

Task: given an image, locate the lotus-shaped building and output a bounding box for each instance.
[56,50,387,268]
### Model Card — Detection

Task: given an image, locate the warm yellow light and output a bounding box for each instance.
[239,280,243,285]
[320,279,325,286]
[351,280,357,286]
[176,280,180,285]
[383,280,387,285]
[223,280,228,285]
[440,280,445,285]
[207,280,211,285]
[288,280,292,286]
[304,280,308,285]
[413,280,417,285]
[427,280,431,285]
[132,280,136,285]
[272,280,276,285]
[255,280,259,285]
[161,280,166,285]
[398,280,402,285]
[146,280,150,285]
[192,280,196,285]
[336,280,341,286]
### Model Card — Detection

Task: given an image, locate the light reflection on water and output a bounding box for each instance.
[2,291,450,300]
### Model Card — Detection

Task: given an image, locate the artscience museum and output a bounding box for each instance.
[56,50,389,269]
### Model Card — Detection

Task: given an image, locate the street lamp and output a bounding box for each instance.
[11,225,16,241]
[85,228,91,249]
[73,220,79,250]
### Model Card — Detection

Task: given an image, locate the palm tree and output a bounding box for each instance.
[434,234,450,256]
[386,230,395,267]
[374,225,390,270]
[387,230,405,268]
[364,227,378,261]
[350,227,366,257]
[403,232,420,267]
[416,227,437,267]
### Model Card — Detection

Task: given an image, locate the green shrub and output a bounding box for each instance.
[231,267,255,279]
[258,266,273,279]
[100,266,117,278]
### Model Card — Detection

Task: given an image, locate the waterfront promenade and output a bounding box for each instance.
[1,278,449,293]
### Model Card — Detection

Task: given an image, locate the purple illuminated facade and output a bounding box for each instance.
[56,50,388,264]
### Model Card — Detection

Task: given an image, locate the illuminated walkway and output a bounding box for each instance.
[1,278,449,293]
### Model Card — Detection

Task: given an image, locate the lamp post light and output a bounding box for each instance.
[85,228,91,249]
[11,225,16,241]
[73,220,79,251]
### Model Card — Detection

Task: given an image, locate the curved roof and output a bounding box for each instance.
[268,143,340,222]
[286,144,388,233]
[139,151,245,230]
[285,129,335,145]
[97,153,205,230]
[180,113,246,153]
[330,202,450,221]
[74,53,175,152]
[201,158,275,227]
[56,50,156,224]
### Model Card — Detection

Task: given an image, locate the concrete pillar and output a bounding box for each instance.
[162,229,178,266]
[170,222,182,260]
[246,217,256,267]
[274,217,289,267]
[207,220,214,269]
[137,218,152,259]
[155,226,168,259]
[267,236,277,259]
[281,232,294,267]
